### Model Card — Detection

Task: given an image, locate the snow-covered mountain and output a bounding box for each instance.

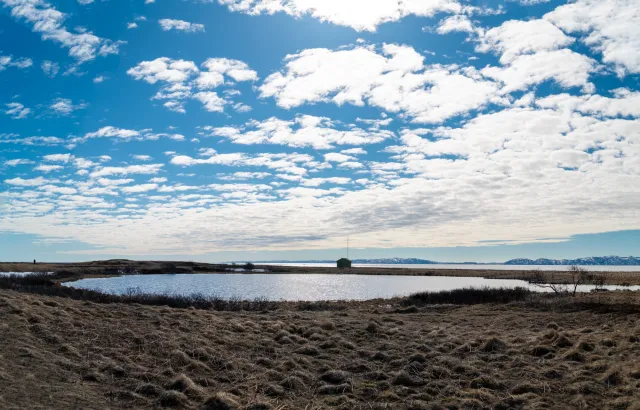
[504,256,640,265]
[254,256,640,265]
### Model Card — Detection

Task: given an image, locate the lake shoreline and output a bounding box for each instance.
[3,259,640,285]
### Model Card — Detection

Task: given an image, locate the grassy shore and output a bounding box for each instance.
[1,283,640,409]
[2,259,640,285]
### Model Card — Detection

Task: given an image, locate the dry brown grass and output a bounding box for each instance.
[1,289,640,409]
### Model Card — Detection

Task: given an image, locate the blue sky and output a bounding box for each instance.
[1,0,639,262]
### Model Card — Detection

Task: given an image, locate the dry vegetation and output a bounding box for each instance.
[2,288,640,409]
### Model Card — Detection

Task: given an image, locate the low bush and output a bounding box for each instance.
[402,287,531,306]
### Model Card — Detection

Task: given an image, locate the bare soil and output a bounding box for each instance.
[1,289,639,409]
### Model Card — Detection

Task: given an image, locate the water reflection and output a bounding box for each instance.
[66,274,640,301]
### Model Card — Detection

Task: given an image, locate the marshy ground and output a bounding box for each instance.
[1,288,639,409]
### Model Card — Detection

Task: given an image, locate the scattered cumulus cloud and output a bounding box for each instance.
[0,0,124,63]
[4,102,31,119]
[158,18,205,32]
[545,0,640,76]
[217,0,464,31]
[0,54,32,71]
[49,98,88,116]
[41,60,60,77]
[127,57,257,113]
[200,114,394,150]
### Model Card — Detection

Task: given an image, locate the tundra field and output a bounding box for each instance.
[1,278,640,409]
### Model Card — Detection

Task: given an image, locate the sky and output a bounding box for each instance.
[0,0,639,263]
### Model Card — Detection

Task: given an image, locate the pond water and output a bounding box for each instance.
[66,274,640,301]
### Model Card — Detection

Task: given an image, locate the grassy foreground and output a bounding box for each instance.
[2,287,640,409]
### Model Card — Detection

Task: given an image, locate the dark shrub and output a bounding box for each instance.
[403,287,531,306]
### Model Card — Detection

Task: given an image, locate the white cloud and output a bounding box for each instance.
[39,184,77,194]
[50,98,87,116]
[4,102,31,119]
[480,49,596,93]
[149,177,168,183]
[93,76,106,83]
[436,15,474,34]
[133,155,153,161]
[341,148,367,155]
[0,54,32,71]
[218,172,271,181]
[467,19,596,93]
[0,135,63,145]
[128,57,256,112]
[43,153,72,162]
[97,178,134,186]
[127,57,198,84]
[121,183,158,193]
[545,0,640,76]
[202,115,393,150]
[41,60,60,77]
[192,91,226,112]
[74,126,184,143]
[260,44,500,123]
[90,164,164,178]
[536,88,640,118]
[0,0,123,63]
[217,0,463,31]
[338,161,364,169]
[171,152,314,177]
[232,102,252,113]
[197,58,258,87]
[4,158,34,166]
[476,19,575,64]
[127,22,138,29]
[4,176,48,186]
[34,164,63,173]
[324,152,355,162]
[158,18,205,32]
[301,177,351,187]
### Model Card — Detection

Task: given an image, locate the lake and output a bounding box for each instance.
[271,263,640,271]
[66,274,640,301]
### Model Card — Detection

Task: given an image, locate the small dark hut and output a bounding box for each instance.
[336,258,352,269]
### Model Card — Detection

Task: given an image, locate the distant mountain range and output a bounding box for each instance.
[254,258,454,264]
[504,256,640,266]
[253,256,640,266]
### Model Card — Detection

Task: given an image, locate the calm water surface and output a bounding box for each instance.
[66,274,640,301]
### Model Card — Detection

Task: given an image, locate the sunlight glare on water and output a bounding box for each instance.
[66,273,640,301]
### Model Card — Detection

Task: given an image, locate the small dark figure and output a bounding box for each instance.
[33,259,36,264]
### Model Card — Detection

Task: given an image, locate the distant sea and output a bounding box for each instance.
[270,263,640,272]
